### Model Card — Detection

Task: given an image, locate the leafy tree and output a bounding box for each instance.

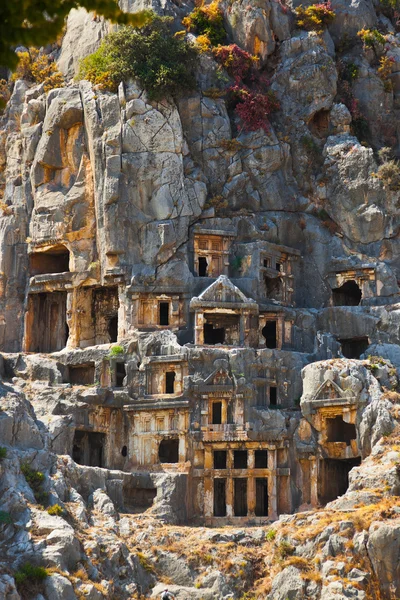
[78,16,198,100]
[0,0,152,70]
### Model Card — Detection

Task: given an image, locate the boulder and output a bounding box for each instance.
[44,574,77,600]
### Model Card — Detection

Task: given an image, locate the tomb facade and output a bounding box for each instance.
[5,208,397,526]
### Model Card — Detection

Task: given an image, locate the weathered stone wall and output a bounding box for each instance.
[2,0,400,596]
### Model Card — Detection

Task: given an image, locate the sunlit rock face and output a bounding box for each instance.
[1,0,400,597]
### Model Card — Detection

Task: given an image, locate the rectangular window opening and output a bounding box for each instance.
[116,362,126,387]
[234,450,248,469]
[213,450,227,469]
[269,386,277,406]
[255,478,268,516]
[198,256,208,277]
[159,302,169,326]
[165,371,176,394]
[234,478,248,517]
[255,450,268,469]
[68,363,95,385]
[214,478,227,517]
[212,401,222,424]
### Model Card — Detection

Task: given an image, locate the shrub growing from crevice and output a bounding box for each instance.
[109,344,124,356]
[213,44,258,81]
[0,510,13,524]
[211,43,279,134]
[204,195,229,215]
[358,28,386,53]
[12,48,64,92]
[372,148,400,190]
[336,64,371,145]
[14,563,48,596]
[378,0,400,31]
[47,503,65,517]
[0,80,10,113]
[20,463,49,506]
[295,2,336,33]
[228,85,279,134]
[377,55,395,92]
[182,0,226,46]
[0,446,7,459]
[78,16,198,100]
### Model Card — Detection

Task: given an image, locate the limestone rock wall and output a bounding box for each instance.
[2,0,400,597]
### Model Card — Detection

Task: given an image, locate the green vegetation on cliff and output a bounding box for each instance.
[78,16,198,99]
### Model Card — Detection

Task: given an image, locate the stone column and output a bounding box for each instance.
[195,310,204,345]
[204,476,213,519]
[239,313,245,346]
[248,449,255,469]
[178,434,186,463]
[204,446,213,469]
[310,456,318,507]
[247,477,256,517]
[226,449,234,516]
[268,448,278,519]
[221,399,228,425]
[226,476,234,517]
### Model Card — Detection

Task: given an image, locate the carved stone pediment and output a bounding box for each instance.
[190,275,258,311]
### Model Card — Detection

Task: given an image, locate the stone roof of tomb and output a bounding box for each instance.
[190,275,258,311]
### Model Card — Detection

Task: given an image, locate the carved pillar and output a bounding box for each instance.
[221,399,228,425]
[277,316,283,350]
[310,456,318,507]
[247,476,256,517]
[204,476,213,519]
[239,312,246,346]
[248,449,255,469]
[195,310,204,345]
[204,446,213,469]
[178,434,186,463]
[118,284,127,339]
[268,448,278,519]
[226,449,234,516]
[226,476,234,517]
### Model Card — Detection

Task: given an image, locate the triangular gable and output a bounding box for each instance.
[204,367,233,387]
[197,275,253,304]
[313,379,344,402]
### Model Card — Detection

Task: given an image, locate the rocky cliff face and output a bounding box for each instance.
[1,0,400,598]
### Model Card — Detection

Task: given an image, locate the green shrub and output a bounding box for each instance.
[379,0,400,8]
[137,552,155,573]
[78,16,198,100]
[0,79,10,113]
[351,115,370,145]
[21,463,45,489]
[21,463,48,505]
[230,256,244,273]
[0,510,13,524]
[47,503,64,517]
[295,2,336,33]
[0,446,7,459]
[182,0,226,46]
[266,528,277,541]
[278,540,295,559]
[204,194,228,215]
[340,61,359,82]
[109,345,124,356]
[14,563,48,592]
[376,159,400,190]
[357,28,386,50]
[301,135,319,155]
